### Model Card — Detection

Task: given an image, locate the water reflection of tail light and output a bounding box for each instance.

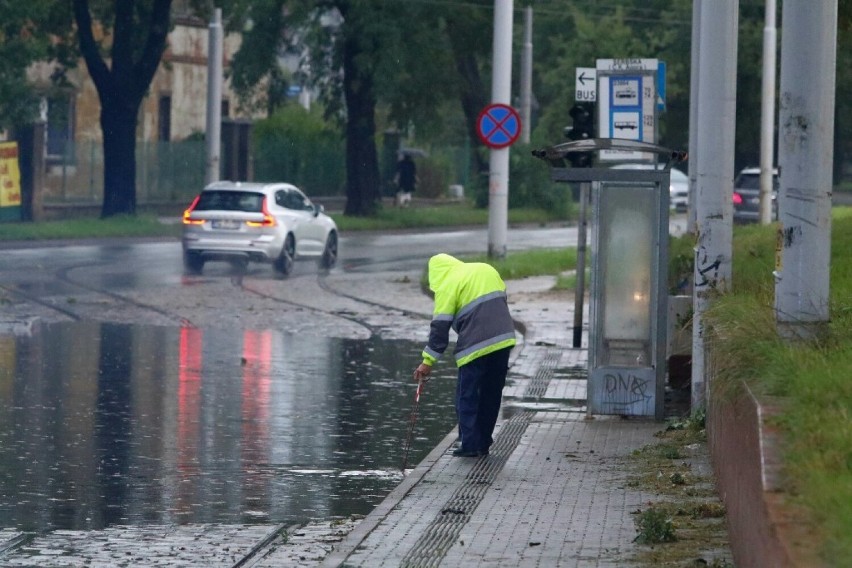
[242,330,272,501]
[177,327,202,513]
[732,192,743,205]
[183,195,204,225]
[246,197,276,227]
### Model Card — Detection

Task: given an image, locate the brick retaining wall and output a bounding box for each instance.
[708,381,822,567]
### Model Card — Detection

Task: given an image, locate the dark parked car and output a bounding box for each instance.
[733,167,778,223]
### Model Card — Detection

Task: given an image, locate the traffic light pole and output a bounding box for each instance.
[573,182,589,347]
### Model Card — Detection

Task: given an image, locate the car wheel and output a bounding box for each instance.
[274,234,295,278]
[319,231,338,270]
[183,251,204,275]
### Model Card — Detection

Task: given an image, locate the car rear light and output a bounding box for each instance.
[246,197,276,227]
[183,195,204,225]
[732,192,743,205]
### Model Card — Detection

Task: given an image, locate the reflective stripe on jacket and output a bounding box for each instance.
[421,253,516,367]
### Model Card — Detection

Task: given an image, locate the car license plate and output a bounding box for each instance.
[212,219,240,230]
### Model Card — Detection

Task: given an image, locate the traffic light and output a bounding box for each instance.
[564,102,595,167]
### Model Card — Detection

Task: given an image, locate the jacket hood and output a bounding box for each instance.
[427,253,463,292]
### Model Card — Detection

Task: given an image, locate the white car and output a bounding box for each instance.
[610,163,689,212]
[182,181,338,276]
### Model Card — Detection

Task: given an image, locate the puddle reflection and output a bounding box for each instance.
[0,322,456,532]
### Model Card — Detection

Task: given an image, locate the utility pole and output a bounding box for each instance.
[488,0,513,259]
[205,8,223,186]
[759,0,777,224]
[686,0,701,234]
[691,1,738,410]
[775,0,837,340]
[520,6,532,144]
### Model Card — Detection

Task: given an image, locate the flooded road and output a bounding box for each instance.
[0,321,457,532]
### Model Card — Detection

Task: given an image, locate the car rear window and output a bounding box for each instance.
[734,174,760,190]
[195,191,264,212]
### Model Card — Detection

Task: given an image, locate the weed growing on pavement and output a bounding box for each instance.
[626,421,732,566]
[634,507,677,544]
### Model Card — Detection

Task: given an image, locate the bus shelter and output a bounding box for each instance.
[533,138,687,420]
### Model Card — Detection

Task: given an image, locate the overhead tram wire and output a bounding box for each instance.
[366,0,692,27]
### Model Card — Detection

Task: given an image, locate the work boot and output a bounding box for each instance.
[452,448,487,457]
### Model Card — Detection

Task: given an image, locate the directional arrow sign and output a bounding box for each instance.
[575,67,597,102]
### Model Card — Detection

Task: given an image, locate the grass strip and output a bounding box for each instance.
[683,210,852,563]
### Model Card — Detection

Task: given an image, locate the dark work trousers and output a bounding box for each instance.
[455,347,512,453]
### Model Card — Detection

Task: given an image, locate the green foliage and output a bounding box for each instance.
[462,247,578,281]
[699,211,852,561]
[634,507,678,545]
[532,1,693,147]
[330,204,561,232]
[0,2,73,129]
[0,215,179,241]
[252,104,346,195]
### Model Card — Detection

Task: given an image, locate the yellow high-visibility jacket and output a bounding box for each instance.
[421,254,517,368]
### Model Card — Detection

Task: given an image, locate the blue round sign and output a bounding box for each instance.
[476,103,521,149]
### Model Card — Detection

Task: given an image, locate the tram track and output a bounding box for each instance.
[2,260,196,328]
[237,266,430,338]
[0,237,436,343]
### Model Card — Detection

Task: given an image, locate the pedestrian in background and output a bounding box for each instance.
[413,254,517,457]
[394,153,417,207]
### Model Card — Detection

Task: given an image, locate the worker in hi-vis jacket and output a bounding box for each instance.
[413,253,517,457]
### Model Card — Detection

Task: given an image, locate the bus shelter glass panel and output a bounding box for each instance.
[589,180,666,419]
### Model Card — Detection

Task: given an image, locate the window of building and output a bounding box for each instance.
[45,92,76,162]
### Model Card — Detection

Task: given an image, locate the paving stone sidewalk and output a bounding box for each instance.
[320,277,669,567]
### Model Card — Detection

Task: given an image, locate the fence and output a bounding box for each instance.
[44,139,207,208]
[42,138,477,209]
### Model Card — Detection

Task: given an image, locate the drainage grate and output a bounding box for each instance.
[523,348,561,399]
[399,347,560,567]
[399,410,535,567]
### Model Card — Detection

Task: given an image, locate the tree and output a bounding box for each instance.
[230,1,456,216]
[71,0,172,218]
[0,2,71,130]
[443,3,491,177]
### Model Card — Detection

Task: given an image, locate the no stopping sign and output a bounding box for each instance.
[476,103,521,149]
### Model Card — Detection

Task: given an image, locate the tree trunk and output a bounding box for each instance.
[341,34,381,217]
[100,98,139,217]
[444,16,489,177]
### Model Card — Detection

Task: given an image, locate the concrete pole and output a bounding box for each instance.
[686,0,701,234]
[759,0,777,224]
[205,8,223,185]
[520,6,532,144]
[775,0,836,340]
[691,1,738,410]
[488,0,513,259]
